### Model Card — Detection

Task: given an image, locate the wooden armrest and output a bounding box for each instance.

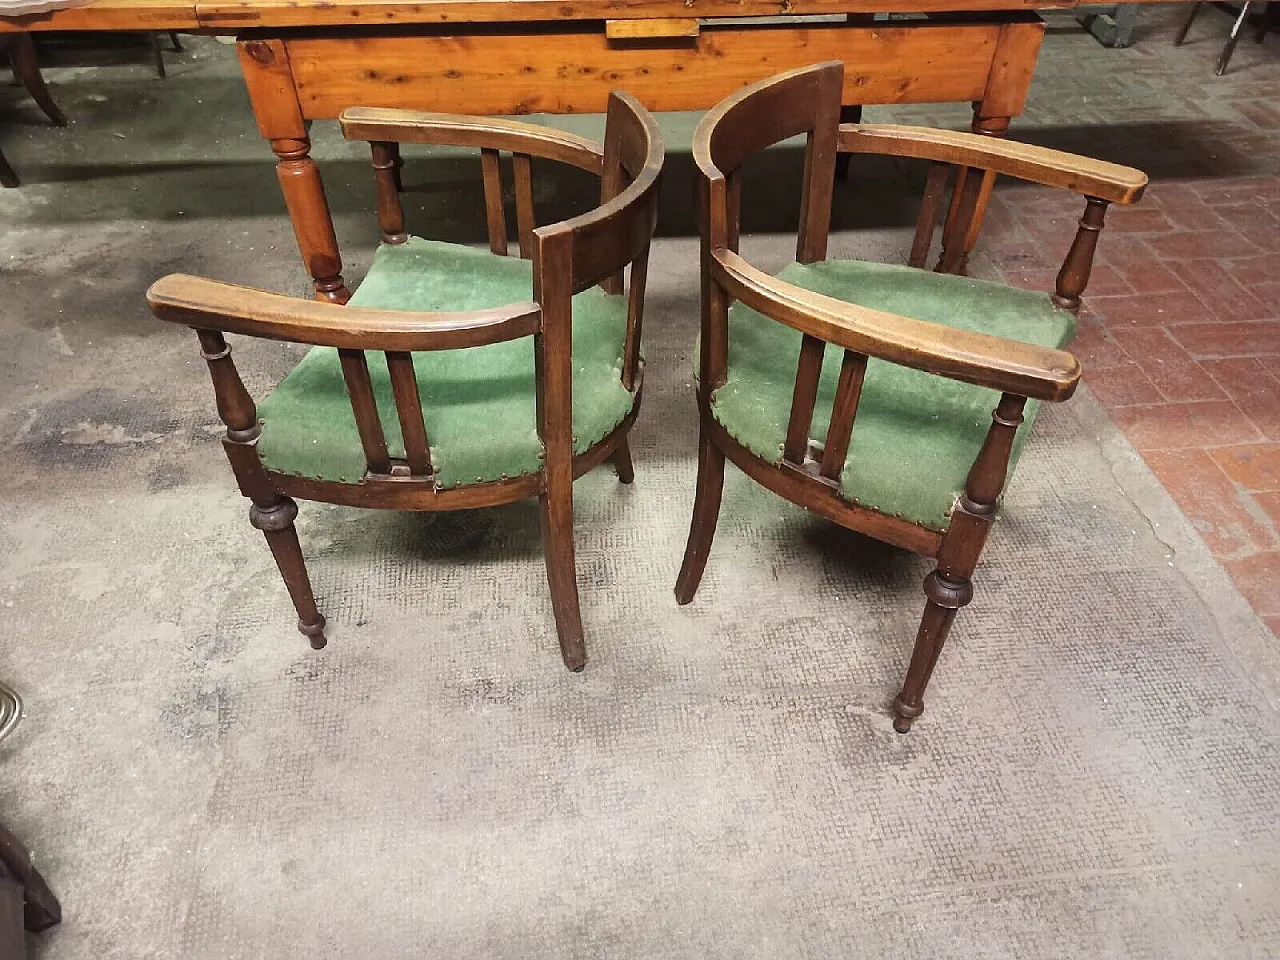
[837,124,1147,204]
[339,107,605,175]
[147,275,541,352]
[711,250,1081,402]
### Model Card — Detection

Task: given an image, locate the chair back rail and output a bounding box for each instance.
[339,109,606,175]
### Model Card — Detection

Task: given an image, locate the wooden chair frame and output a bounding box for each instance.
[676,62,1146,732]
[148,91,663,671]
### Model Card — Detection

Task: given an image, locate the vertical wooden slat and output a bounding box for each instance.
[370,141,407,245]
[480,148,508,256]
[513,152,536,260]
[725,168,742,255]
[622,247,649,391]
[598,104,628,294]
[384,351,432,476]
[783,334,827,464]
[819,350,869,480]
[909,161,949,269]
[699,173,730,394]
[338,348,391,475]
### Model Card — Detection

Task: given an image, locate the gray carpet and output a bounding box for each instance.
[4,31,1280,960]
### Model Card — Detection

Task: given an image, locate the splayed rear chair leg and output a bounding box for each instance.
[675,425,726,605]
[539,477,586,671]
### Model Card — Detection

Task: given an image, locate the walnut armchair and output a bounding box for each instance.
[676,63,1146,732]
[148,91,663,671]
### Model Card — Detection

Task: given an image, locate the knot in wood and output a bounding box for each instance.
[250,498,298,532]
[923,571,973,609]
[244,42,276,66]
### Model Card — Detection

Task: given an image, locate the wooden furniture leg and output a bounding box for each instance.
[539,477,586,671]
[674,423,726,605]
[613,437,635,484]
[237,38,350,304]
[250,496,328,649]
[893,393,1026,732]
[0,822,62,960]
[936,16,1042,274]
[0,870,24,960]
[1216,1,1252,75]
[1174,1,1202,44]
[151,31,167,78]
[0,152,17,190]
[9,34,67,127]
[834,104,863,181]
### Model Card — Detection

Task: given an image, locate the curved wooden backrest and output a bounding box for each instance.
[537,90,665,296]
[693,61,843,264]
[340,108,606,174]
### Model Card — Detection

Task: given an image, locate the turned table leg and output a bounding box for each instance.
[938,15,1044,274]
[236,38,350,304]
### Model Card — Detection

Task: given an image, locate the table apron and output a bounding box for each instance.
[278,20,1012,118]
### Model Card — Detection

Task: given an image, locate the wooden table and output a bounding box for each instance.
[2,0,1124,301]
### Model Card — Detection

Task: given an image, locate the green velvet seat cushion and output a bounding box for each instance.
[710,259,1076,531]
[256,237,633,488]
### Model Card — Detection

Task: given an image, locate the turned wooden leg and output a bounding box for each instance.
[9,34,66,127]
[613,437,635,485]
[893,393,1026,732]
[893,571,973,732]
[271,135,349,304]
[539,475,585,671]
[387,141,404,193]
[834,104,863,182]
[249,497,327,649]
[0,149,17,189]
[936,113,1007,276]
[238,39,350,304]
[675,423,726,605]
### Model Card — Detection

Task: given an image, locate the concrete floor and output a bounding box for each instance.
[2,11,1280,958]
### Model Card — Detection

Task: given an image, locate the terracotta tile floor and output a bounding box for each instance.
[881,5,1280,638]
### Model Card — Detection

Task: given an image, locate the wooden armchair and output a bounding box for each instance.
[676,63,1146,732]
[148,92,663,671]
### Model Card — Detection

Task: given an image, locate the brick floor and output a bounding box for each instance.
[879,6,1280,638]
